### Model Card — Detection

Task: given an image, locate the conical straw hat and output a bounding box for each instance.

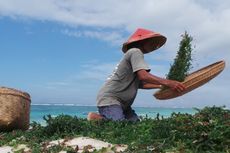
[122,28,167,53]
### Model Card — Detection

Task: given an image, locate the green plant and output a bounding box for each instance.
[167,31,194,82]
[1,106,230,152]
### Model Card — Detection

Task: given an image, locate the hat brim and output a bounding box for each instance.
[122,35,167,53]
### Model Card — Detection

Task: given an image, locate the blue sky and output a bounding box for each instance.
[0,0,229,108]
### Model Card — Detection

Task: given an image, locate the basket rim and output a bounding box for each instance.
[0,86,31,101]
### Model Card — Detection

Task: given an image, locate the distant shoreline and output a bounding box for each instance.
[31,103,196,109]
[30,105,198,124]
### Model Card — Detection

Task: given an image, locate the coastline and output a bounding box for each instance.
[30,104,197,125]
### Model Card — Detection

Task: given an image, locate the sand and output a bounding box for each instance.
[0,136,127,153]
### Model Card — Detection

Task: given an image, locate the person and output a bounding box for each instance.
[96,28,186,121]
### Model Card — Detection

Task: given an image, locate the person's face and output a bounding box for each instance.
[142,39,154,54]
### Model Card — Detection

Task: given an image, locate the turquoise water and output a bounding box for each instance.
[30,104,197,125]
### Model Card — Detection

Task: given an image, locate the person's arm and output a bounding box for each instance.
[137,69,186,92]
[139,81,162,89]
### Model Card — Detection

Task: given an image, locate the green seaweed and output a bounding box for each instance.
[167,31,194,82]
[0,106,230,152]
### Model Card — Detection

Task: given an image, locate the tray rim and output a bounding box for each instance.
[153,60,225,100]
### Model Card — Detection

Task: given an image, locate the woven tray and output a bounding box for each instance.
[154,60,225,100]
[0,87,31,131]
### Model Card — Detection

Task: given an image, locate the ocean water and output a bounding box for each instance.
[30,104,197,125]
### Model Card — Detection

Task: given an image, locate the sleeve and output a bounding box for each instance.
[128,49,151,73]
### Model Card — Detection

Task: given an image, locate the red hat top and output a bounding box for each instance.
[122,28,167,53]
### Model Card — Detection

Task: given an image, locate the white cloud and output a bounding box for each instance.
[1,0,229,61]
[62,29,125,45]
[1,0,229,107]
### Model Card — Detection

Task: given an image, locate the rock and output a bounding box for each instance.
[13,144,31,152]
[0,146,13,153]
[0,144,31,153]
[65,137,111,150]
[114,144,128,152]
[0,137,128,153]
[47,137,127,153]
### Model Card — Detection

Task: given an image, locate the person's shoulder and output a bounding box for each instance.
[125,48,143,56]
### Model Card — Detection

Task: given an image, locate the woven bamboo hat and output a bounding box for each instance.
[122,28,167,53]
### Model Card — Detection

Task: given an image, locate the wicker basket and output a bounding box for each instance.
[154,60,225,100]
[0,87,31,131]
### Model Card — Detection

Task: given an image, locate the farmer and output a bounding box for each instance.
[96,28,186,121]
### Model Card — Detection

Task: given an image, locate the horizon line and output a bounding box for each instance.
[31,103,201,109]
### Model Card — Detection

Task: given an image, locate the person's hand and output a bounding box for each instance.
[165,80,186,92]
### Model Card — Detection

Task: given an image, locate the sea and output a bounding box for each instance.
[30,104,197,125]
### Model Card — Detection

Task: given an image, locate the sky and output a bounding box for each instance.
[0,0,229,108]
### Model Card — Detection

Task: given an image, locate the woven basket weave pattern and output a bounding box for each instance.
[0,87,31,131]
[154,60,225,100]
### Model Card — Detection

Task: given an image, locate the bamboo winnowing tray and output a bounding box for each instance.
[154,60,225,100]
